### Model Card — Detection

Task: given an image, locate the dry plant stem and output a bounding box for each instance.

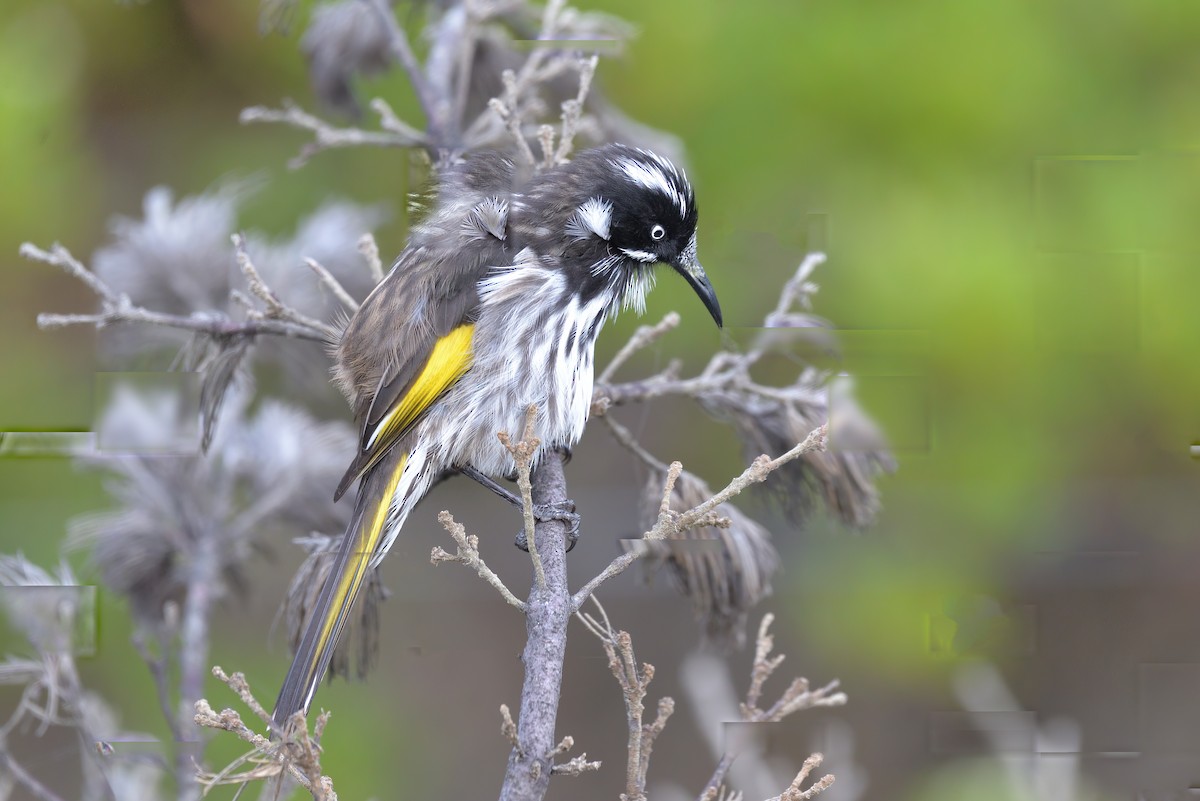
[700,617,844,801]
[365,0,442,141]
[233,234,341,342]
[193,668,336,799]
[740,615,846,722]
[239,101,425,168]
[370,97,427,143]
[553,55,599,165]
[211,667,273,728]
[766,252,826,325]
[498,405,544,589]
[498,450,572,801]
[357,233,385,285]
[601,414,671,473]
[132,626,182,748]
[0,748,68,801]
[304,258,359,312]
[697,753,736,801]
[475,0,571,159]
[23,242,330,343]
[597,311,681,384]
[192,701,311,791]
[432,511,526,610]
[572,424,828,611]
[176,533,221,801]
[577,599,674,801]
[765,753,834,801]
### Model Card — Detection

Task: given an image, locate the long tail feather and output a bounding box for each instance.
[272,447,410,730]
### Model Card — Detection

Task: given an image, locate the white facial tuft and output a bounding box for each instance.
[619,248,658,263]
[565,196,612,241]
[615,156,688,216]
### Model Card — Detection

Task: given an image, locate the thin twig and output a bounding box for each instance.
[212,666,274,729]
[554,54,600,164]
[576,597,672,801]
[572,424,826,610]
[598,311,681,384]
[357,233,385,285]
[499,406,544,589]
[240,101,424,168]
[364,0,442,141]
[233,234,341,342]
[0,748,69,801]
[431,511,526,610]
[601,415,671,473]
[132,628,182,746]
[700,616,845,801]
[764,753,834,801]
[193,669,337,799]
[697,753,736,801]
[368,97,428,143]
[304,258,359,313]
[740,615,846,723]
[24,241,331,343]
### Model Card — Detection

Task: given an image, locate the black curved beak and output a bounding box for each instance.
[672,256,723,328]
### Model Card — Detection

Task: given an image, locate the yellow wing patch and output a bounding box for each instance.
[367,323,475,450]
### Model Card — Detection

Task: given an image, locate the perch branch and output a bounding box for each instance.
[497,448,573,801]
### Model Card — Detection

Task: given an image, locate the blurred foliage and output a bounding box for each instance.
[2,0,1199,799]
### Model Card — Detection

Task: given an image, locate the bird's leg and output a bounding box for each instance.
[458,465,581,551]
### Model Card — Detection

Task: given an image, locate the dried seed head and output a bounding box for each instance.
[283,535,388,683]
[636,469,779,647]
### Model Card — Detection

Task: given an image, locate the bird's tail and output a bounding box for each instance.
[272,445,418,731]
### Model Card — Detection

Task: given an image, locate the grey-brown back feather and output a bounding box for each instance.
[332,154,518,500]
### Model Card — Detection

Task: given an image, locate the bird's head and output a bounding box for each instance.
[527,144,723,327]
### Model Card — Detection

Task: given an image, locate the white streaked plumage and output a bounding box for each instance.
[614,157,687,216]
[275,143,714,728]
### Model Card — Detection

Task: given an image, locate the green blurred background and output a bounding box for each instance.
[3,1,1200,799]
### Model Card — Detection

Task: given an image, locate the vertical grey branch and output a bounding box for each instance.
[498,450,572,801]
[177,532,221,801]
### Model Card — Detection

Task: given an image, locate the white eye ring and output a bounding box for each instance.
[650,224,665,240]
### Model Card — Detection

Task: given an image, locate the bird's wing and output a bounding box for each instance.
[333,250,485,501]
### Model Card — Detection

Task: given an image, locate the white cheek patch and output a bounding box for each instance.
[619,248,658,263]
[616,157,688,216]
[565,197,612,241]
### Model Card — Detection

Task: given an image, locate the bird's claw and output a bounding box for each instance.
[514,500,581,553]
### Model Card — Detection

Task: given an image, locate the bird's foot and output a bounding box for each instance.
[514,500,581,553]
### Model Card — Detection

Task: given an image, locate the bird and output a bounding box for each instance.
[271,142,723,729]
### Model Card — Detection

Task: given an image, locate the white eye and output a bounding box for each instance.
[650,224,666,240]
